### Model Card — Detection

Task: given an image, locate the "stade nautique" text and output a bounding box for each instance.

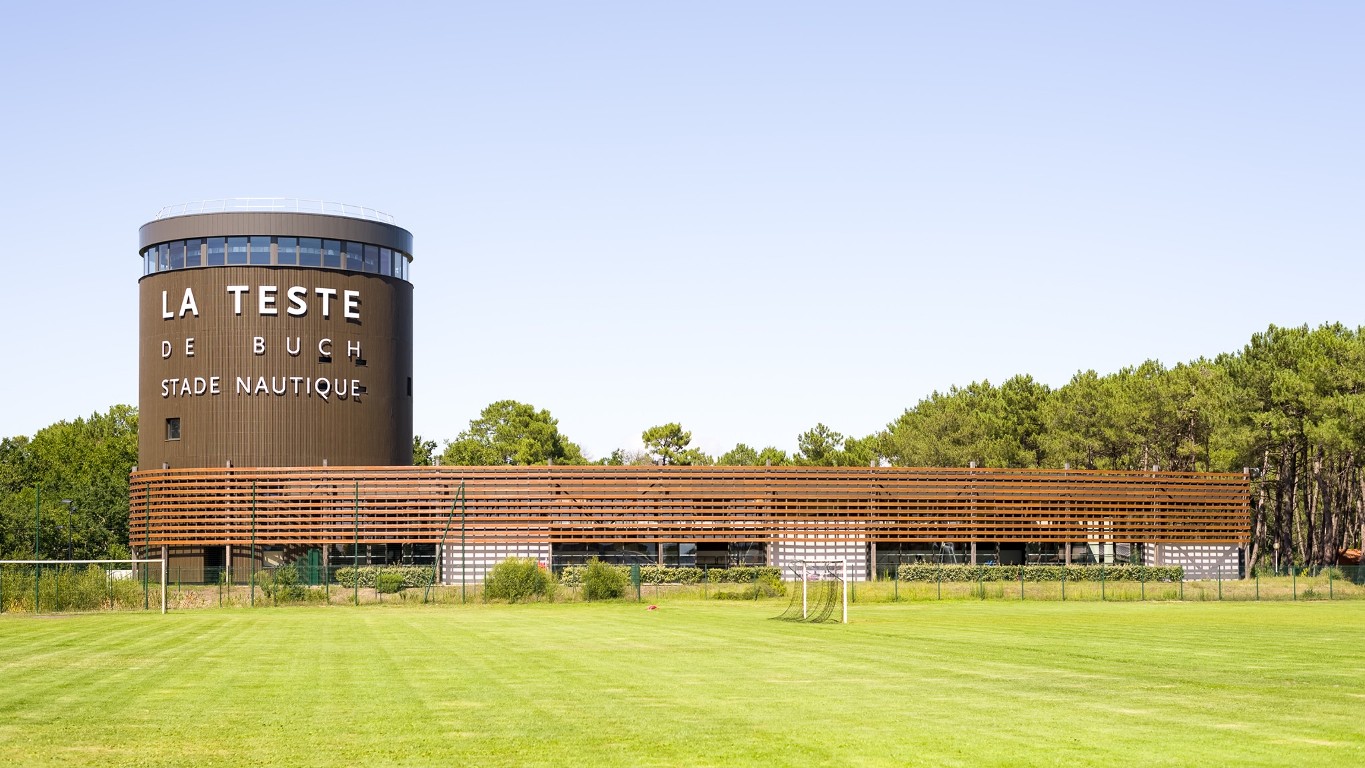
[157,284,366,403]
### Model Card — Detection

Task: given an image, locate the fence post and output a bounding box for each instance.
[34,485,41,614]
[937,565,941,600]
[250,482,257,608]
[1140,569,1145,602]
[1061,568,1066,601]
[1292,567,1296,601]
[893,569,898,602]
[1329,567,1333,600]
[1217,563,1222,601]
[353,482,360,607]
[143,491,151,610]
[1101,564,1106,602]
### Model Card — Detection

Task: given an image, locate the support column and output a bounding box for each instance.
[970,541,977,565]
[1064,542,1071,566]
[225,544,233,583]
[657,543,664,567]
[869,541,877,580]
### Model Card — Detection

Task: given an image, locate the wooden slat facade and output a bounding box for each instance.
[127,465,1250,548]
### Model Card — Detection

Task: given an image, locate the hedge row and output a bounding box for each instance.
[333,565,434,589]
[894,564,1184,583]
[557,564,781,586]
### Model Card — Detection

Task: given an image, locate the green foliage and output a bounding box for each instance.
[580,558,628,600]
[709,573,786,599]
[0,564,147,611]
[334,566,434,589]
[640,566,704,584]
[641,423,710,465]
[440,400,586,466]
[706,566,781,583]
[257,565,309,601]
[894,564,1184,583]
[559,564,782,586]
[595,448,654,465]
[375,572,406,594]
[791,423,875,467]
[412,435,438,466]
[485,557,552,602]
[0,405,138,560]
[880,376,1049,468]
[795,423,846,465]
[717,443,759,466]
[714,444,792,467]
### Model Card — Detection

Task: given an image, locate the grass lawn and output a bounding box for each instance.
[0,600,1361,767]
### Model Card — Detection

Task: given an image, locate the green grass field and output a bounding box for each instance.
[1,600,1361,767]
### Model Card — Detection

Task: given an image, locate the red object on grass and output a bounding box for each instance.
[647,605,658,610]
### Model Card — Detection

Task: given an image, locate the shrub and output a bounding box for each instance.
[257,565,308,602]
[334,566,434,589]
[894,564,1184,583]
[639,566,705,584]
[558,564,783,586]
[581,558,628,600]
[711,573,787,599]
[376,572,406,594]
[485,558,551,602]
[706,566,782,584]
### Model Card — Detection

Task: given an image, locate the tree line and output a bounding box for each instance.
[0,405,137,560]
[2,324,1361,568]
[419,324,1365,568]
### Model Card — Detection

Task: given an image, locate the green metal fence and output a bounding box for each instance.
[0,562,165,614]
[3,561,1362,613]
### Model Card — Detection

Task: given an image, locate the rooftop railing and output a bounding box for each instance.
[153,198,396,225]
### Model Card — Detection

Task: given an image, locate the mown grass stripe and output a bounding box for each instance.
[0,601,1361,766]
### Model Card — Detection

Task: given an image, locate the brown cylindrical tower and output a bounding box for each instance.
[137,202,414,471]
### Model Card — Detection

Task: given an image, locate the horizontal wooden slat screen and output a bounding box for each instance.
[127,465,1250,547]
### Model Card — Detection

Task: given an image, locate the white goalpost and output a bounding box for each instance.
[779,558,848,624]
[0,558,168,614]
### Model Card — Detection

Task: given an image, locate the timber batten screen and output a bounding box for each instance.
[128,466,1249,547]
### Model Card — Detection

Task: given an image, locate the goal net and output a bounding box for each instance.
[775,559,847,624]
[0,559,167,614]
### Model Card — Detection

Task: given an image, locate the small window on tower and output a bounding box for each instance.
[166,418,181,441]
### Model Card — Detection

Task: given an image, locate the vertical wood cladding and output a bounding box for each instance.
[139,267,412,469]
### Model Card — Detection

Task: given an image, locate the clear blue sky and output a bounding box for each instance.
[1,2,1360,459]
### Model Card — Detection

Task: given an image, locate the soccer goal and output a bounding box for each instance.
[774,559,847,624]
[0,558,168,614]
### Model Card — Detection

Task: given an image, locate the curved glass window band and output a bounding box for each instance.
[141,236,411,280]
